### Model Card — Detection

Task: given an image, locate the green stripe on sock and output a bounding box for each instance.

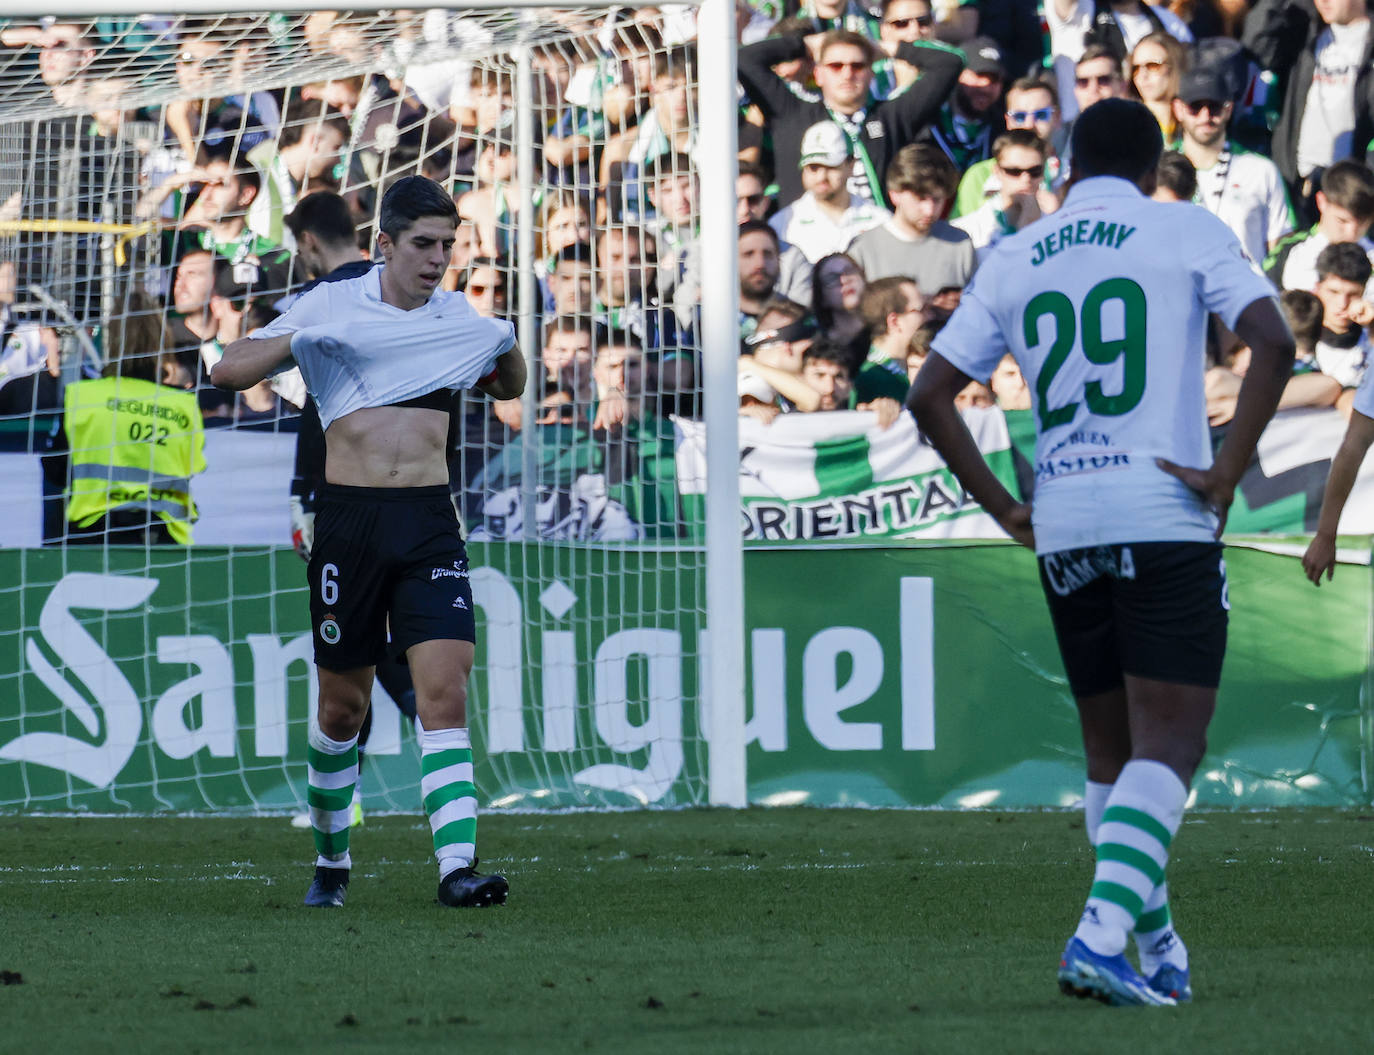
[1100,805,1173,849]
[1097,843,1165,887]
[1089,880,1145,919]
[307,745,357,774]
[308,785,353,812]
[315,826,350,858]
[421,747,472,777]
[1135,904,1172,933]
[433,816,477,850]
[423,781,477,816]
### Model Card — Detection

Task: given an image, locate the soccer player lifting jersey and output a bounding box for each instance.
[212,176,526,910]
[909,99,1295,1006]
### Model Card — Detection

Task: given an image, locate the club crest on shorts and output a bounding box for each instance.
[319,617,342,645]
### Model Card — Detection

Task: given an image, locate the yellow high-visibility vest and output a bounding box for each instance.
[63,376,206,544]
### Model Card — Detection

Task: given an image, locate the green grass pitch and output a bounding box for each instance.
[2,809,1372,1053]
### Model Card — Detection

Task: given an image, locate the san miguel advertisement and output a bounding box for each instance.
[1,543,1367,813]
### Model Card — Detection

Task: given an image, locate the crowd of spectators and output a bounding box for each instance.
[2,2,1374,540]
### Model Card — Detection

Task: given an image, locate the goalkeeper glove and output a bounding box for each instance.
[289,495,315,562]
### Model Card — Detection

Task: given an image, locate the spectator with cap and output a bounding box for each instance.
[953,73,1065,217]
[923,36,1008,172]
[770,121,891,264]
[1173,63,1294,267]
[872,0,937,99]
[953,129,1057,262]
[737,25,965,207]
[1244,0,1374,224]
[1045,0,1192,122]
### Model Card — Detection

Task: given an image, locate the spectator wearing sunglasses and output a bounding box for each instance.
[872,0,936,99]
[953,130,1055,263]
[1045,1,1190,122]
[1129,31,1188,141]
[952,74,1064,217]
[737,25,964,208]
[800,0,885,40]
[1172,65,1294,268]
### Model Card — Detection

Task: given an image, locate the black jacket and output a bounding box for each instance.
[1243,0,1374,188]
[737,36,965,206]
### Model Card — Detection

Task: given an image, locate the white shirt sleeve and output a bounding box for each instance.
[251,283,336,340]
[929,281,1009,384]
[1187,212,1281,330]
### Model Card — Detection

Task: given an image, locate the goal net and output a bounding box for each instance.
[0,6,738,814]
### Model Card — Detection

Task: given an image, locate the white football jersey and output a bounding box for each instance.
[932,176,1277,554]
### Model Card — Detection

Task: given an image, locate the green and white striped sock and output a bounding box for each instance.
[1075,760,1187,957]
[307,725,358,870]
[1084,778,1188,972]
[421,726,477,877]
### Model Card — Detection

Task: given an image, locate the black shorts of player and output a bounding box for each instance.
[1037,541,1228,696]
[308,483,475,671]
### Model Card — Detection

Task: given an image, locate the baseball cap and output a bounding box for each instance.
[963,37,1005,79]
[1176,66,1232,106]
[798,121,850,169]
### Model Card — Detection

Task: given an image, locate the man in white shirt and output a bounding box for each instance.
[909,99,1293,1008]
[213,176,524,913]
[1172,66,1295,266]
[770,122,890,264]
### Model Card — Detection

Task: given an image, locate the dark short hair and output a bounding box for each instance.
[1280,289,1323,348]
[596,326,641,353]
[802,335,854,376]
[286,190,357,247]
[554,242,595,268]
[543,315,594,346]
[992,128,1047,163]
[1070,98,1163,183]
[1155,150,1197,201]
[1321,160,1374,222]
[756,295,809,325]
[378,175,459,239]
[1316,241,1373,286]
[739,218,781,249]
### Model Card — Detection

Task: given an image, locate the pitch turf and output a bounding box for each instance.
[2,809,1371,1054]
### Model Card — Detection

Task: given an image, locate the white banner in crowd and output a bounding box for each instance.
[6,407,1374,547]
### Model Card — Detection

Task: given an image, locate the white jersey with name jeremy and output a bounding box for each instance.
[252,265,515,429]
[931,176,1276,555]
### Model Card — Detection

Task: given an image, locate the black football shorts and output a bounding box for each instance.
[308,483,475,671]
[1037,541,1228,696]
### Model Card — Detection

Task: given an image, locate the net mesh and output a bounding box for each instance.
[0,8,714,814]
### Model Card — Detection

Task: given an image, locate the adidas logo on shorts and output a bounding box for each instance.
[452,596,468,610]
